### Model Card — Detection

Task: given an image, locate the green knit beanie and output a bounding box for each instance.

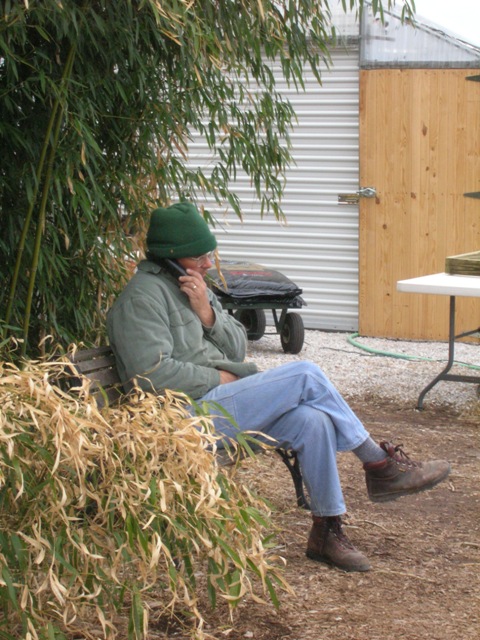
[146,202,217,258]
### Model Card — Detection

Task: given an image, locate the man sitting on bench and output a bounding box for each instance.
[106,201,450,573]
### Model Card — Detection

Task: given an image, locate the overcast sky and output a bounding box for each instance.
[412,0,480,46]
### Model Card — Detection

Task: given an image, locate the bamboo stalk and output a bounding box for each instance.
[3,107,60,330]
[20,45,77,356]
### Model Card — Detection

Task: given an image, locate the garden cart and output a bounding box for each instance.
[208,260,306,354]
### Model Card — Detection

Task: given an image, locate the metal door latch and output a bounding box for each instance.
[338,187,377,204]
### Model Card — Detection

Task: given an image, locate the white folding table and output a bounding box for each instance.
[397,272,480,409]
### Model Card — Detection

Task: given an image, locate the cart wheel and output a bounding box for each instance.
[280,313,304,354]
[234,309,267,341]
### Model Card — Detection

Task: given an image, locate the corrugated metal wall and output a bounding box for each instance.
[188,46,360,331]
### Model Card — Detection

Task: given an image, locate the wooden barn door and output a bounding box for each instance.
[359,68,480,340]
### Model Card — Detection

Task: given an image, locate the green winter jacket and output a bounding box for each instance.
[106,260,258,399]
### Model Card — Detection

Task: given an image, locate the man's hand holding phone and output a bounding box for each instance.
[179,269,215,328]
[162,258,215,328]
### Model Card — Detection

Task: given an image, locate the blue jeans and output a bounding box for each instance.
[199,361,370,517]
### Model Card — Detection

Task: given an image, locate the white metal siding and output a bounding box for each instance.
[188,46,360,331]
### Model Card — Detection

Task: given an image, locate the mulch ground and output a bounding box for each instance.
[152,399,480,640]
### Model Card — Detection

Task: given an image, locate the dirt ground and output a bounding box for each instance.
[152,398,480,640]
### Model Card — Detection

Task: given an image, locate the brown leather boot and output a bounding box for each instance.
[364,441,451,503]
[306,515,371,572]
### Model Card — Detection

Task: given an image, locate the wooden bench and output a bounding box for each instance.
[65,345,310,509]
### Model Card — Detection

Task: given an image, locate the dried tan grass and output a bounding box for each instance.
[0,357,289,640]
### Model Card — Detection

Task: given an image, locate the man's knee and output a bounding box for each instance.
[273,360,324,381]
[284,405,337,451]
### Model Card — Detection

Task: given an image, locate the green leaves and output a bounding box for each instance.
[0,0,413,354]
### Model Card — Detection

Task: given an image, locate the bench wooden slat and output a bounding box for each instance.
[74,354,117,371]
[70,345,114,361]
[82,365,120,388]
[71,354,117,374]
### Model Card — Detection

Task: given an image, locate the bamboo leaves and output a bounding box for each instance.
[0,1,413,354]
[0,2,291,351]
[0,358,288,638]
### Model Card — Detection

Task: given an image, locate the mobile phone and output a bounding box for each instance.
[163,258,187,281]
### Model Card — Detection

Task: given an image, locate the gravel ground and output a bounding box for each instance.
[246,329,480,414]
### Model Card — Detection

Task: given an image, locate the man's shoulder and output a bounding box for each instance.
[129,260,171,289]
[112,261,174,307]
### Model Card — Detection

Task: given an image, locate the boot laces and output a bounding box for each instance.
[381,441,419,468]
[328,517,356,550]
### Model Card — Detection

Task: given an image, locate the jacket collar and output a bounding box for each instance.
[137,259,162,275]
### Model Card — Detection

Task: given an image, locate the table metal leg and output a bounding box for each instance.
[417,296,480,410]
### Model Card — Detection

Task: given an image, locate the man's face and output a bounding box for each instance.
[177,252,214,277]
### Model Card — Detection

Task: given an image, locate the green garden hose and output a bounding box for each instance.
[347,332,480,372]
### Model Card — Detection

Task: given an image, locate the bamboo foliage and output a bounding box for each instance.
[0,356,289,639]
[0,0,413,355]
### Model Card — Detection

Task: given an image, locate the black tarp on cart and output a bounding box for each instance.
[208,261,306,354]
